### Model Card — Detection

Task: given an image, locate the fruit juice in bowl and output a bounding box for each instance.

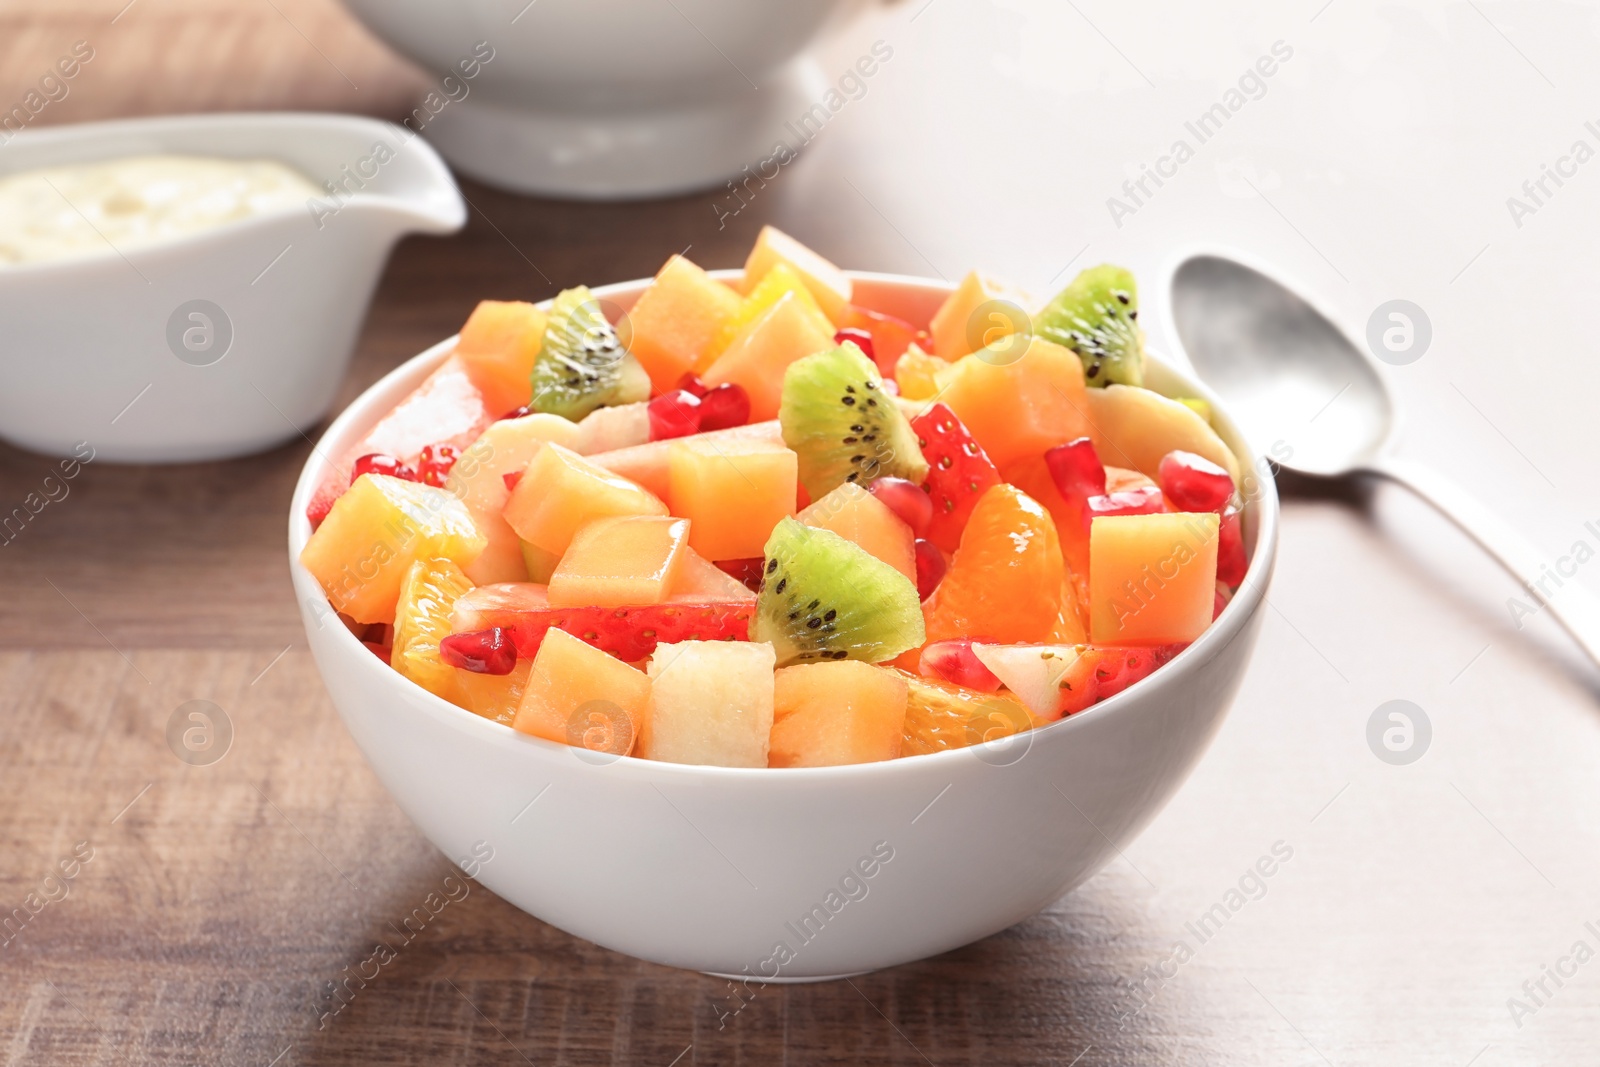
[289,228,1277,977]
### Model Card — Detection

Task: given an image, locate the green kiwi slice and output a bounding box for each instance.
[754,519,925,666]
[778,343,929,500]
[530,285,650,421]
[1032,264,1145,387]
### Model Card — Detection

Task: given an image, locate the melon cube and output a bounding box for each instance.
[1085,384,1241,486]
[589,420,784,504]
[703,290,836,421]
[446,413,582,584]
[670,547,758,602]
[300,474,486,625]
[454,300,547,417]
[936,336,1094,468]
[742,225,851,324]
[503,442,668,556]
[768,661,908,767]
[642,640,776,767]
[548,515,690,608]
[796,482,915,582]
[702,262,833,370]
[668,436,797,561]
[626,255,742,391]
[514,627,652,752]
[1089,512,1220,645]
[928,271,1031,360]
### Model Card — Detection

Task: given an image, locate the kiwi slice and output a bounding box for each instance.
[1032,264,1145,387]
[530,285,650,421]
[779,343,929,500]
[754,518,925,666]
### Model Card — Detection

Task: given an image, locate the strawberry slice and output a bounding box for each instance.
[1056,644,1185,716]
[911,403,1002,553]
[451,583,753,663]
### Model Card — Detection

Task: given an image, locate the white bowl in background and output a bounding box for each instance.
[289,271,1279,979]
[340,0,870,199]
[0,112,465,464]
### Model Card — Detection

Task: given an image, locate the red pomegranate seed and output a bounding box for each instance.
[715,557,766,592]
[503,471,523,493]
[648,389,702,441]
[913,538,946,600]
[919,639,1002,692]
[350,453,414,485]
[1217,507,1247,585]
[417,443,460,487]
[440,627,517,675]
[1045,437,1107,504]
[698,382,750,431]
[868,477,933,537]
[1158,450,1235,513]
[675,372,710,398]
[833,326,876,364]
[1083,486,1165,534]
[1213,587,1230,620]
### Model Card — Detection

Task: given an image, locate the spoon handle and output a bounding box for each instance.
[1367,454,1600,667]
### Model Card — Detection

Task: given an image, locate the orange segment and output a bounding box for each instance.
[547,515,690,608]
[922,483,1063,645]
[392,557,475,700]
[897,671,1032,756]
[892,344,949,401]
[454,300,547,416]
[625,255,742,390]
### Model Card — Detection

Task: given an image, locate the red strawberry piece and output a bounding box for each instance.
[715,557,767,593]
[910,402,1002,553]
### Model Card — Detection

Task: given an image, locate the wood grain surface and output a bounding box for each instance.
[4,2,1600,1065]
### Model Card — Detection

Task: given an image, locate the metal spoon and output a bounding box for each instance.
[1169,252,1600,666]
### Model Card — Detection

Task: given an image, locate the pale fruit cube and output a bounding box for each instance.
[503,442,667,556]
[642,641,776,767]
[769,661,908,767]
[1085,384,1241,485]
[971,643,1083,718]
[514,628,652,753]
[548,515,690,608]
[797,482,914,582]
[300,474,485,625]
[571,401,650,455]
[1089,512,1219,645]
[446,413,582,584]
[928,270,1031,360]
[668,436,797,561]
[454,300,547,416]
[742,225,851,324]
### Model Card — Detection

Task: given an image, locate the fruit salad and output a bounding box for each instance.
[299,226,1250,769]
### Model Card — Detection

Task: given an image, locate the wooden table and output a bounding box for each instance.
[5,1,1600,1064]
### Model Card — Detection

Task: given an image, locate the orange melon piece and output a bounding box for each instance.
[701,262,833,371]
[797,482,915,582]
[1085,384,1241,485]
[446,413,582,585]
[702,290,835,421]
[300,474,486,625]
[588,420,784,503]
[668,436,797,561]
[928,270,1031,360]
[671,548,758,601]
[642,640,776,767]
[503,443,667,556]
[626,255,742,391]
[769,661,908,767]
[454,300,547,417]
[937,337,1094,469]
[1089,512,1219,645]
[548,515,690,608]
[514,627,652,752]
[742,225,851,324]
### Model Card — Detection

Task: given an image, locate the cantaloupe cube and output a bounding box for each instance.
[768,661,908,767]
[1085,384,1241,485]
[742,225,851,324]
[1089,512,1219,645]
[514,628,652,752]
[446,413,583,584]
[300,474,486,625]
[936,337,1094,468]
[796,482,915,582]
[626,255,742,390]
[701,263,833,371]
[454,300,547,417]
[703,290,836,421]
[668,437,796,561]
[928,271,1031,360]
[670,548,758,601]
[548,515,690,608]
[503,443,668,556]
[642,640,776,767]
[588,420,784,504]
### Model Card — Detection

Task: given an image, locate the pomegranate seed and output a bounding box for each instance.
[351,453,414,485]
[1213,586,1230,620]
[1158,450,1235,513]
[698,382,750,431]
[503,471,523,493]
[440,627,517,675]
[417,443,460,487]
[868,477,933,537]
[675,372,710,398]
[499,405,534,421]
[1217,507,1247,585]
[919,639,1002,692]
[648,389,702,441]
[1083,486,1165,534]
[715,557,766,592]
[833,327,876,363]
[913,538,946,600]
[1044,438,1106,504]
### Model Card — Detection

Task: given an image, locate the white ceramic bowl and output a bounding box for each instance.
[0,113,464,463]
[289,271,1279,979]
[340,0,869,198]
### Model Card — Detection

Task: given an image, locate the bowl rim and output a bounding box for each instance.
[289,268,1280,781]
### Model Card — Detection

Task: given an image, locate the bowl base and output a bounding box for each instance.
[419,59,829,200]
[702,968,872,985]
